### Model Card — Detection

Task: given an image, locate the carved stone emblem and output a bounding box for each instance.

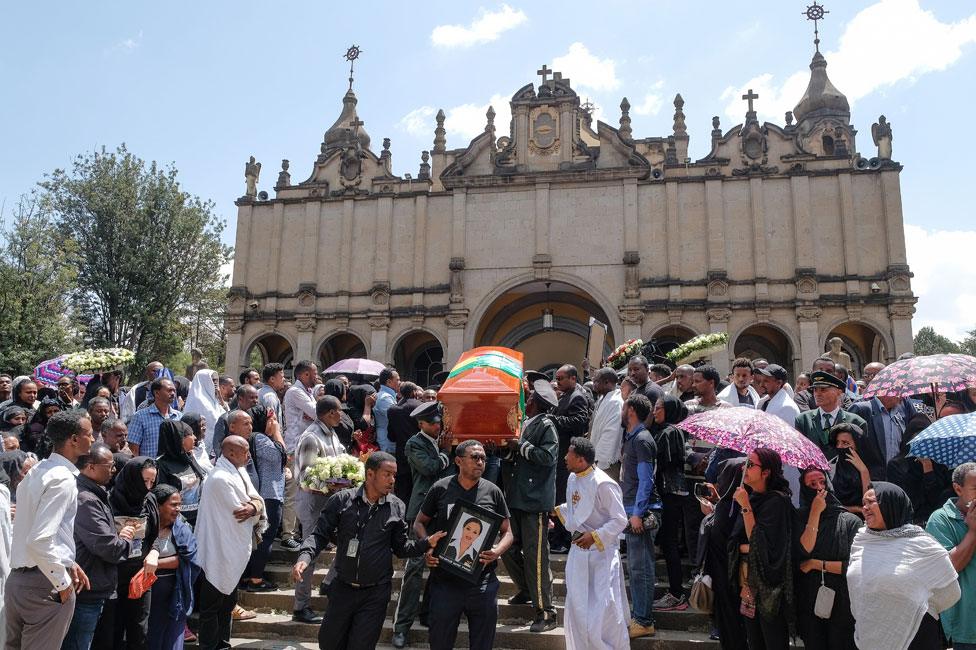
[529,107,560,155]
[370,284,390,306]
[297,284,316,308]
[890,274,910,292]
[296,317,316,332]
[706,308,731,323]
[796,274,818,295]
[846,304,863,322]
[445,310,469,328]
[741,122,766,161]
[367,315,390,330]
[225,318,244,333]
[889,303,915,319]
[618,308,644,325]
[755,306,771,322]
[707,278,729,298]
[796,306,822,321]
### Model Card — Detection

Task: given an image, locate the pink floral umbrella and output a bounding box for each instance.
[682,408,830,470]
[861,353,976,399]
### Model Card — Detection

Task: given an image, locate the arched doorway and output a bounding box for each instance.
[734,324,795,377]
[824,322,888,378]
[648,325,697,362]
[473,280,615,372]
[392,331,444,388]
[244,333,294,374]
[318,332,368,371]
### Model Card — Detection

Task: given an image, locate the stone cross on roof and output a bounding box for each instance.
[349,118,364,130]
[537,64,553,84]
[742,88,759,115]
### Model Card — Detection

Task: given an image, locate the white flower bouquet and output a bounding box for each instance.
[606,339,644,370]
[300,454,366,493]
[63,348,136,373]
[666,332,729,365]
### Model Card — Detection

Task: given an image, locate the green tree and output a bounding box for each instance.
[0,194,79,374]
[958,328,976,357]
[913,326,960,356]
[41,145,231,376]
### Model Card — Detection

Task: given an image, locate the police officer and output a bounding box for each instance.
[392,401,454,648]
[416,440,514,650]
[291,451,446,650]
[501,379,559,632]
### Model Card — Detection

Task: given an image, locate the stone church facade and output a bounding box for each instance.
[226,46,915,384]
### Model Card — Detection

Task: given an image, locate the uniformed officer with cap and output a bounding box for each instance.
[392,400,454,648]
[500,379,560,632]
[794,370,868,455]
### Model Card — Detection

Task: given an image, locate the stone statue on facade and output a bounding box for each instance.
[827,336,853,369]
[871,115,893,160]
[244,156,261,197]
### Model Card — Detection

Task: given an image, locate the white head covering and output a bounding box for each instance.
[183,369,225,450]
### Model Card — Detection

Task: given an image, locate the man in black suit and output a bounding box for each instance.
[849,395,919,479]
[547,365,591,553]
[388,381,423,504]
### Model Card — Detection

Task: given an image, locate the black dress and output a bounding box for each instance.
[886,456,953,526]
[703,458,748,650]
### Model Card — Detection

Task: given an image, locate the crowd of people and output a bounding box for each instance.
[0,348,972,650]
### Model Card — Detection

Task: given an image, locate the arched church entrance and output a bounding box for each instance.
[473,280,615,373]
[392,331,444,389]
[734,324,795,377]
[244,333,294,374]
[318,332,368,371]
[648,325,697,363]
[824,322,888,378]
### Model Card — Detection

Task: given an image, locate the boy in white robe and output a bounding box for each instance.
[554,437,630,650]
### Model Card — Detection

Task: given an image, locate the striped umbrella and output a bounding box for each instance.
[33,355,93,387]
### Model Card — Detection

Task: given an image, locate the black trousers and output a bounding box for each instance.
[744,605,789,650]
[317,580,391,650]
[110,562,151,649]
[427,573,499,650]
[549,461,571,548]
[659,493,685,596]
[198,575,237,650]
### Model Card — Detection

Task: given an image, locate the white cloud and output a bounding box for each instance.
[904,223,976,339]
[632,80,666,116]
[399,94,512,146]
[431,5,527,48]
[721,0,976,124]
[106,30,143,55]
[220,260,234,288]
[552,42,619,92]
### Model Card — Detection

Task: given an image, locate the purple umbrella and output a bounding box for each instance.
[33,356,94,388]
[323,358,387,377]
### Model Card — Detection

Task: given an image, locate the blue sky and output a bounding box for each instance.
[3,1,975,338]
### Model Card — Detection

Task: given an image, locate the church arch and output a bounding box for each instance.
[468,274,618,373]
[391,329,445,389]
[316,330,369,371]
[646,324,698,360]
[822,319,892,378]
[242,331,296,374]
[731,321,799,378]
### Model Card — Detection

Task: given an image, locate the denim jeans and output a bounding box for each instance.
[61,599,105,650]
[625,525,659,627]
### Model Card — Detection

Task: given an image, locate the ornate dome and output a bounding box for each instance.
[793,51,850,123]
[322,89,372,153]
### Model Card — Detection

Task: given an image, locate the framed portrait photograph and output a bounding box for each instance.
[434,499,503,584]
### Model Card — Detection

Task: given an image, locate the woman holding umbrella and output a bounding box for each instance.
[794,467,861,650]
[731,448,794,650]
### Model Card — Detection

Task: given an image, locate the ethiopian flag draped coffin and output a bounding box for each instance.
[438,347,525,445]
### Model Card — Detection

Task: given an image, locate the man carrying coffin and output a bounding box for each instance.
[555,436,630,650]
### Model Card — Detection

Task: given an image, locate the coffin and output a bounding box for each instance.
[438,347,525,445]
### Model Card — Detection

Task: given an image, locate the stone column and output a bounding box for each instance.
[706,308,731,377]
[796,306,823,372]
[225,320,244,376]
[295,317,315,363]
[889,304,915,361]
[368,316,391,364]
[444,312,468,369]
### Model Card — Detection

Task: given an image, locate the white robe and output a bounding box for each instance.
[0,485,11,647]
[183,369,225,451]
[555,467,630,650]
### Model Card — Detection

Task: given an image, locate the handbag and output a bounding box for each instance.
[689,571,713,613]
[128,567,157,599]
[813,568,835,619]
[624,510,660,534]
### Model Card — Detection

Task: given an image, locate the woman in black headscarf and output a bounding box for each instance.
[105,456,159,649]
[827,423,873,515]
[650,394,690,607]
[886,414,953,526]
[0,406,27,433]
[22,396,61,459]
[702,457,749,650]
[847,482,960,650]
[794,467,861,650]
[322,379,355,450]
[1,377,37,419]
[731,447,794,650]
[155,421,206,527]
[346,383,376,453]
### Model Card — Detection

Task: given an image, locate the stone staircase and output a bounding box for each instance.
[213,543,720,649]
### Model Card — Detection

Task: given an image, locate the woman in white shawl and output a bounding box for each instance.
[183,369,225,452]
[847,481,960,650]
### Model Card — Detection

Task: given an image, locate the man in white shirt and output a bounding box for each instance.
[756,364,804,505]
[195,435,266,649]
[588,368,624,481]
[281,360,319,550]
[5,410,94,649]
[717,358,760,408]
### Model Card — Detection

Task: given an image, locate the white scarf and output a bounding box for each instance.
[183,370,225,450]
[847,525,960,650]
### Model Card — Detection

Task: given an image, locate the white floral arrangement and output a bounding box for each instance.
[300,454,366,493]
[62,347,136,373]
[666,332,729,365]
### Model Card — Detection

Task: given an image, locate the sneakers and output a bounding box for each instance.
[280,537,302,550]
[243,579,277,593]
[529,612,558,633]
[292,607,323,624]
[628,620,656,638]
[653,592,689,611]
